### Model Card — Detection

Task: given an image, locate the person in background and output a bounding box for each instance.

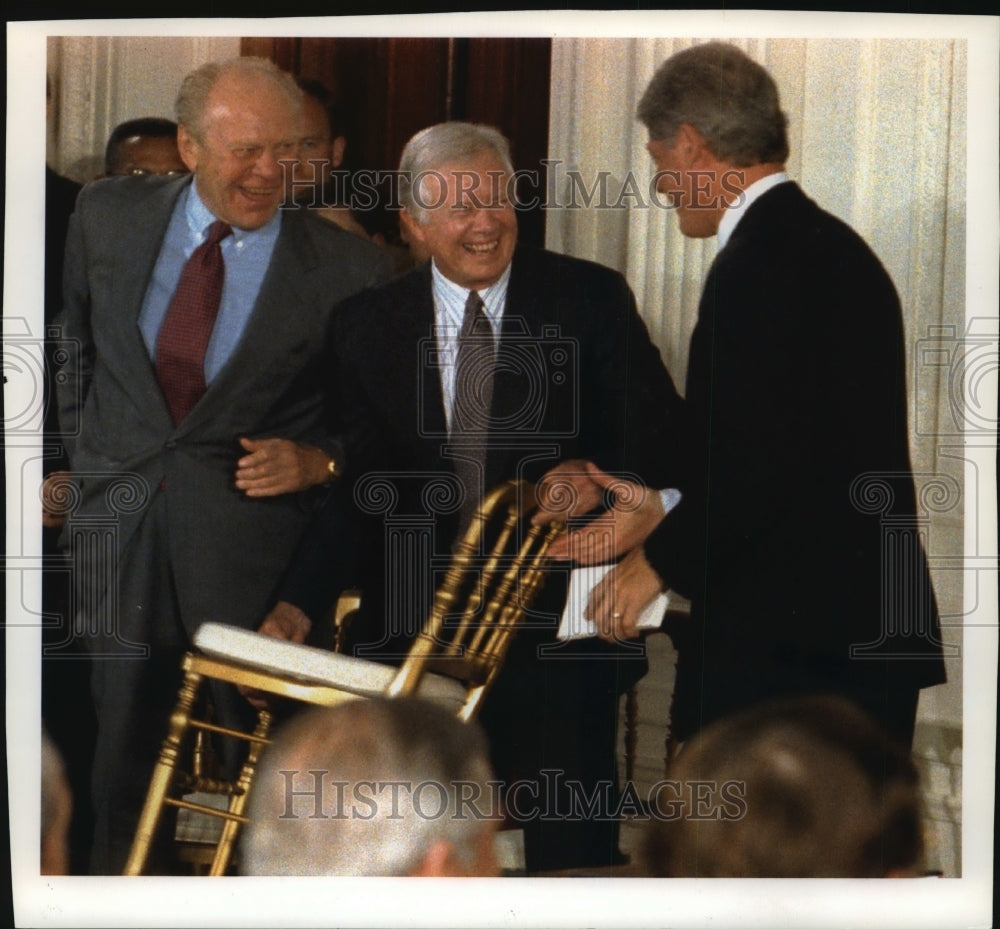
[103,117,187,177]
[243,697,500,877]
[286,78,367,238]
[43,74,94,875]
[643,694,927,877]
[287,76,414,272]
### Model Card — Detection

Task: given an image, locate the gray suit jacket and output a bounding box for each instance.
[56,174,390,638]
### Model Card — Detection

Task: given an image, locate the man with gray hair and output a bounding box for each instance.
[55,55,390,872]
[551,41,946,748]
[243,697,500,877]
[261,121,686,872]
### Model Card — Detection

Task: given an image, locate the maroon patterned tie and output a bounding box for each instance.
[155,219,232,426]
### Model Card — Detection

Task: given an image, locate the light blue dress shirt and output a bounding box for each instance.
[138,181,282,382]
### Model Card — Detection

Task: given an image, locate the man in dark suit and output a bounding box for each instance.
[55,56,390,872]
[553,42,946,748]
[43,101,93,873]
[262,122,686,871]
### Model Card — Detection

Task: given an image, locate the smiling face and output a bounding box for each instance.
[178,71,299,230]
[404,151,518,290]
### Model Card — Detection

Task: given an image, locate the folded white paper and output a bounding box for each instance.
[557,563,670,641]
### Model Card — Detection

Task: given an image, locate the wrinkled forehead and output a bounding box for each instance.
[201,73,299,135]
[420,156,513,204]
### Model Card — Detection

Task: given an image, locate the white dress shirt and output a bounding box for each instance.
[717,171,790,250]
[429,257,681,519]
[430,259,510,432]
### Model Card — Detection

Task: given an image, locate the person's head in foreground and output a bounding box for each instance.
[243,696,500,876]
[643,694,926,877]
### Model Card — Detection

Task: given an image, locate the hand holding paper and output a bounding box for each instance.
[558,549,669,643]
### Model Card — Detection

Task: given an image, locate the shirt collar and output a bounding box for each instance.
[430,259,512,330]
[184,180,282,244]
[717,171,790,250]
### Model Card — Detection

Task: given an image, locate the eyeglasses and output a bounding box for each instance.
[126,168,189,177]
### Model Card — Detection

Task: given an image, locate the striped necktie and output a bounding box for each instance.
[451,290,495,531]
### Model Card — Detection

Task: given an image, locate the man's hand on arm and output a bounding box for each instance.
[585,547,664,643]
[545,462,669,563]
[531,459,607,526]
[235,437,337,497]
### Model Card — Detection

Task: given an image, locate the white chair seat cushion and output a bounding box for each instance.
[192,622,466,710]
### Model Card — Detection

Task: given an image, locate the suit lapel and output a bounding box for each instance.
[172,209,319,436]
[486,250,550,486]
[108,177,188,433]
[403,266,449,460]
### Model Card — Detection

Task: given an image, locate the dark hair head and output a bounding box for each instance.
[643,694,925,877]
[104,117,179,174]
[295,76,345,140]
[637,41,789,166]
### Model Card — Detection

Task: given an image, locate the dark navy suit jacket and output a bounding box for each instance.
[643,182,947,740]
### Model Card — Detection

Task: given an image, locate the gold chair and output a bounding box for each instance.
[124,479,563,875]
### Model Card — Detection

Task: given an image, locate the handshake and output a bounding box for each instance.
[531,460,678,643]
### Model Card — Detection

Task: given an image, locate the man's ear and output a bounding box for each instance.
[409,839,461,877]
[675,123,713,168]
[176,125,200,173]
[400,208,425,244]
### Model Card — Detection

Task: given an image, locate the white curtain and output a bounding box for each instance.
[547,37,971,720]
[47,35,240,181]
[548,40,971,871]
[546,37,966,489]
